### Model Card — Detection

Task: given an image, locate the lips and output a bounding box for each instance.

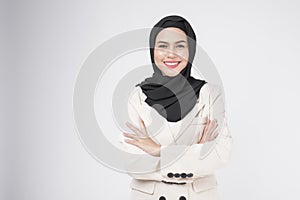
[163,61,181,69]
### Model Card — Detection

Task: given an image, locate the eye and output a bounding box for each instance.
[158,45,167,48]
[177,44,185,48]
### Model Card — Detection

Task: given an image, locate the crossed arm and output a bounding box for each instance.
[119,84,233,182]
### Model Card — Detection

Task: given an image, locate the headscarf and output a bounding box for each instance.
[136,15,207,122]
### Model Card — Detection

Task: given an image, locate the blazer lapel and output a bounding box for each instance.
[139,89,205,146]
[139,98,176,146]
[145,101,205,146]
[172,102,205,144]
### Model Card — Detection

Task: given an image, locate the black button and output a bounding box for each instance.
[179,196,186,200]
[174,173,180,178]
[181,173,187,178]
[159,196,166,200]
[187,173,193,178]
[167,173,173,178]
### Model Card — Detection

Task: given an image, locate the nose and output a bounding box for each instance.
[166,49,177,58]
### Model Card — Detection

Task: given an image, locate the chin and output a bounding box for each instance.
[163,71,179,77]
[157,65,183,77]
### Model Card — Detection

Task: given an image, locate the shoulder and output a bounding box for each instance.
[199,82,223,101]
[128,86,144,106]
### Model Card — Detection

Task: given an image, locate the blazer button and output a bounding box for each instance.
[167,173,174,178]
[181,173,187,178]
[174,173,180,178]
[179,196,186,200]
[187,173,193,178]
[159,196,166,200]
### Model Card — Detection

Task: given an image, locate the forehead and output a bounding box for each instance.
[155,27,187,42]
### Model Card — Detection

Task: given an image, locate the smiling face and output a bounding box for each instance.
[154,27,189,77]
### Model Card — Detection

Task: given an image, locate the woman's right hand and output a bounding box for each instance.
[198,117,219,144]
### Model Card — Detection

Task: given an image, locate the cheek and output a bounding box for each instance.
[154,50,164,62]
[178,51,189,70]
[177,50,189,62]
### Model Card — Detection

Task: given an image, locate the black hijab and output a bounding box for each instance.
[136,15,207,122]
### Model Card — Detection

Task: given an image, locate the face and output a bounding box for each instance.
[154,27,189,77]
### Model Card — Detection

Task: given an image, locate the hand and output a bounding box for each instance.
[198,117,219,144]
[123,119,161,157]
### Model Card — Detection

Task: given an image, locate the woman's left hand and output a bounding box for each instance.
[123,119,161,157]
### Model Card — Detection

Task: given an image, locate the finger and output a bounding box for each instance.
[206,119,218,136]
[139,118,148,136]
[199,128,209,143]
[123,132,139,141]
[206,117,210,126]
[199,133,206,143]
[199,117,214,143]
[199,118,210,143]
[126,122,144,136]
[124,139,139,147]
[203,118,211,135]
[125,139,144,151]
[209,131,219,141]
[203,117,211,133]
[206,124,218,142]
[201,119,219,143]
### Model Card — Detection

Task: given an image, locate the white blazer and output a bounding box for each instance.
[119,82,233,195]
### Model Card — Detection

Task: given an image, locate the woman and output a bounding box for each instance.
[120,15,233,200]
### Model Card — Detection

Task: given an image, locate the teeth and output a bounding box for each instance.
[165,62,179,65]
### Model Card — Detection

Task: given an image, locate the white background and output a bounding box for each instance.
[1,0,300,199]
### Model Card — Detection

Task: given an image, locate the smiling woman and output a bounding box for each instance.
[154,27,189,77]
[119,15,233,200]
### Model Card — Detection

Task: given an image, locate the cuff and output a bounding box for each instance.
[160,144,203,181]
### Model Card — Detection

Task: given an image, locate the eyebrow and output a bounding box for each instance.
[157,40,187,44]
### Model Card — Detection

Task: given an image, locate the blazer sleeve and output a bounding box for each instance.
[159,84,233,181]
[117,88,165,182]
